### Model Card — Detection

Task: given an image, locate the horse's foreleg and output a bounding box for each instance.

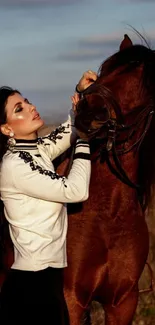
[68,306,90,325]
[104,289,138,325]
[66,297,88,325]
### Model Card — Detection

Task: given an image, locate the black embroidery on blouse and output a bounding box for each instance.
[18,151,67,187]
[37,124,70,145]
[37,137,44,145]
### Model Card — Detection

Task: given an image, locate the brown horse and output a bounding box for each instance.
[56,34,155,324]
[0,34,155,325]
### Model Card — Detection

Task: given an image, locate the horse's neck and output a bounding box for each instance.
[90,149,140,203]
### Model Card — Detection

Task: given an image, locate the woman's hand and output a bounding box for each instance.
[71,93,80,116]
[71,93,89,141]
[76,70,97,93]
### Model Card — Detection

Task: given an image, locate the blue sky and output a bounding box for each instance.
[0,0,155,124]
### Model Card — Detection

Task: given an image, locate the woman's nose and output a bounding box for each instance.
[30,104,36,111]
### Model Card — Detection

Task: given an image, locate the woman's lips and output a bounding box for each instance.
[33,113,40,120]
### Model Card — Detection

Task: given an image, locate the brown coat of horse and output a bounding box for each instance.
[1,35,155,325]
[56,35,155,324]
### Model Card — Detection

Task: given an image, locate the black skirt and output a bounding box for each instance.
[0,267,69,325]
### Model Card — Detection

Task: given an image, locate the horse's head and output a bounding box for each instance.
[75,34,155,209]
[75,34,155,139]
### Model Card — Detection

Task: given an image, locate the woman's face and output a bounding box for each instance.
[5,92,44,139]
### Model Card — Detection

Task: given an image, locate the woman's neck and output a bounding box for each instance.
[14,132,38,141]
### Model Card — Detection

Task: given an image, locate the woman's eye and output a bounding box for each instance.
[15,107,23,113]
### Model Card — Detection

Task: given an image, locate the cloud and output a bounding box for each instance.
[117,0,155,2]
[0,0,83,5]
[79,34,123,49]
[58,30,155,62]
[129,0,155,2]
[58,33,122,62]
[57,33,125,62]
[58,49,106,62]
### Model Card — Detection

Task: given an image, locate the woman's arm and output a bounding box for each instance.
[39,69,97,161]
[2,139,91,204]
[38,108,77,161]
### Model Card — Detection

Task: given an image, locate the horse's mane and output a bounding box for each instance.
[138,107,155,210]
[103,44,155,210]
[81,41,155,211]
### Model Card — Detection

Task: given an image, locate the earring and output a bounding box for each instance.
[7,132,16,149]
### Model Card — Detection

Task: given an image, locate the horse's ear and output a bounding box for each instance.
[120,34,133,51]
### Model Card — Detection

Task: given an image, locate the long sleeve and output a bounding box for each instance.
[40,108,77,161]
[1,140,91,204]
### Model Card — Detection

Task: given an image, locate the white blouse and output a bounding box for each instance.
[0,111,91,271]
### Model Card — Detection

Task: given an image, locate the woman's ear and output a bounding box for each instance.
[0,124,13,137]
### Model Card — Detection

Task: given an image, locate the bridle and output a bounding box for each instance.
[79,88,154,208]
[103,106,153,186]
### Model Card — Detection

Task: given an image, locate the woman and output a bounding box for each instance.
[0,72,96,324]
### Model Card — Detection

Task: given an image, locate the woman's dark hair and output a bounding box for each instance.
[0,87,21,272]
[0,86,21,162]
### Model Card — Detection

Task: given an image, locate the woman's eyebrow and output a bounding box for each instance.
[14,101,22,108]
[14,98,28,108]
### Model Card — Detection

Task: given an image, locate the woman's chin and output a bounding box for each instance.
[37,119,44,129]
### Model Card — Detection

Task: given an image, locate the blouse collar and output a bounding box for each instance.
[13,138,39,156]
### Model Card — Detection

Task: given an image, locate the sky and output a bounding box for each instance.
[0,0,155,124]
